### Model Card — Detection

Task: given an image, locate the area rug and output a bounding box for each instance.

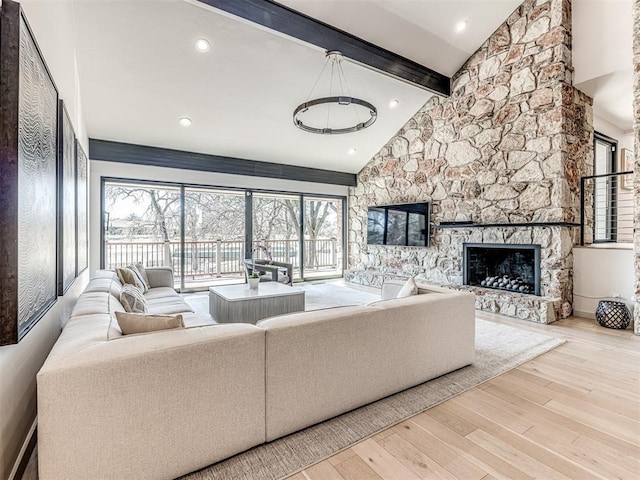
[182,282,379,319]
[180,318,565,480]
[299,282,379,310]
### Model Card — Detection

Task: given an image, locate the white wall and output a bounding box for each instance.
[20,0,88,150]
[594,115,634,150]
[573,246,634,321]
[89,160,349,273]
[573,0,633,84]
[0,1,88,478]
[577,115,634,316]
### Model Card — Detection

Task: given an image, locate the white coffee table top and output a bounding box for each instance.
[209,282,304,301]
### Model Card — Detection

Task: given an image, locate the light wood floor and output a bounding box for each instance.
[289,313,640,480]
[20,314,639,480]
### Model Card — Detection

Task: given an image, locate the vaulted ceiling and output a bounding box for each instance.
[72,0,523,174]
[71,0,633,175]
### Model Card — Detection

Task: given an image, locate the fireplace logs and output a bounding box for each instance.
[480,275,532,294]
[463,243,541,296]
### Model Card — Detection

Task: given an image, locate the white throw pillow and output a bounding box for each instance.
[396,277,418,298]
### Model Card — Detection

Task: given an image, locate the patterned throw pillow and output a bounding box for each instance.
[120,284,148,313]
[115,312,184,335]
[116,266,148,293]
[116,267,136,285]
[134,263,150,289]
[126,264,149,293]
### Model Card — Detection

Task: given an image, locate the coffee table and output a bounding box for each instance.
[209,282,305,324]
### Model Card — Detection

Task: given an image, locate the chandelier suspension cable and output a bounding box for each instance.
[334,53,362,126]
[326,55,335,130]
[306,54,332,103]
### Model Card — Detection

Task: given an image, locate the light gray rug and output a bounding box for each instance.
[182,282,379,321]
[180,316,565,480]
[299,282,379,310]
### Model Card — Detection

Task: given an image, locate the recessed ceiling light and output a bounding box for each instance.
[195,38,210,52]
[456,20,468,32]
[179,117,192,127]
[389,99,400,108]
[348,147,357,155]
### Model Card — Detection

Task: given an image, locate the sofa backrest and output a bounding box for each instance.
[257,289,476,441]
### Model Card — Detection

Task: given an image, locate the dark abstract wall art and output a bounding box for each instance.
[57,101,76,294]
[0,0,59,345]
[76,141,88,274]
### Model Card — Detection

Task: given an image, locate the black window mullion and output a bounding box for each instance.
[299,195,305,281]
[245,191,253,263]
[180,185,186,292]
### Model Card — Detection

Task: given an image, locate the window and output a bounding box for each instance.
[593,133,617,242]
[102,179,345,289]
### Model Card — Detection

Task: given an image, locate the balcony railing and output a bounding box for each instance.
[104,238,340,279]
[580,171,633,245]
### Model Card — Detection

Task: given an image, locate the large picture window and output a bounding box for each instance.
[102,179,345,290]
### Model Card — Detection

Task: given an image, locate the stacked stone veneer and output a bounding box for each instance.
[347,0,594,322]
[634,0,640,335]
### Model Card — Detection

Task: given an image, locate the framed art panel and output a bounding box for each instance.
[58,100,77,294]
[0,0,58,345]
[76,141,88,274]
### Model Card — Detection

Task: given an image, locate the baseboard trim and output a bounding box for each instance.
[573,310,595,320]
[9,418,37,480]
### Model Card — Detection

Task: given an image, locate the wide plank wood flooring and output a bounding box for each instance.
[20,313,639,480]
[290,313,640,480]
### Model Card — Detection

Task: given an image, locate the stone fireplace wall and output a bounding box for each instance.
[347,0,594,320]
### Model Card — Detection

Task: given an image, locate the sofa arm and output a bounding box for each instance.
[145,266,175,288]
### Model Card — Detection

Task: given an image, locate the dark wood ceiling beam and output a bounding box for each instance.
[89,139,357,187]
[197,0,450,96]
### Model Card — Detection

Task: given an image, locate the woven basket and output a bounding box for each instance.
[595,300,631,329]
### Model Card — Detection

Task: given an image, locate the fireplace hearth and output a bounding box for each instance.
[463,243,541,296]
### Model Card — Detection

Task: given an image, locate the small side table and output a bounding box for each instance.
[595,300,631,329]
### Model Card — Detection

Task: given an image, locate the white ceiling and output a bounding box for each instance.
[573,0,633,132]
[72,0,432,174]
[72,0,526,175]
[277,0,522,77]
[71,0,634,176]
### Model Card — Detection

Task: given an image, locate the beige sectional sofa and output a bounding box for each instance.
[37,269,476,480]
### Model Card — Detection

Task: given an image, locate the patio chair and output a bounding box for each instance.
[243,259,293,285]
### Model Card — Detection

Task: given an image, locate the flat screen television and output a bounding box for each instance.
[367,202,430,247]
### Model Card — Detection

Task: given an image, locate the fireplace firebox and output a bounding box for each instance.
[463,243,541,296]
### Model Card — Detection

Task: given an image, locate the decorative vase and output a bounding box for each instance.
[248,277,260,290]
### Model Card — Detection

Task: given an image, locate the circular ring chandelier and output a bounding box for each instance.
[293,51,377,135]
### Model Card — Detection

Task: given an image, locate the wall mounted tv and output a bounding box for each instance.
[367,203,430,247]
